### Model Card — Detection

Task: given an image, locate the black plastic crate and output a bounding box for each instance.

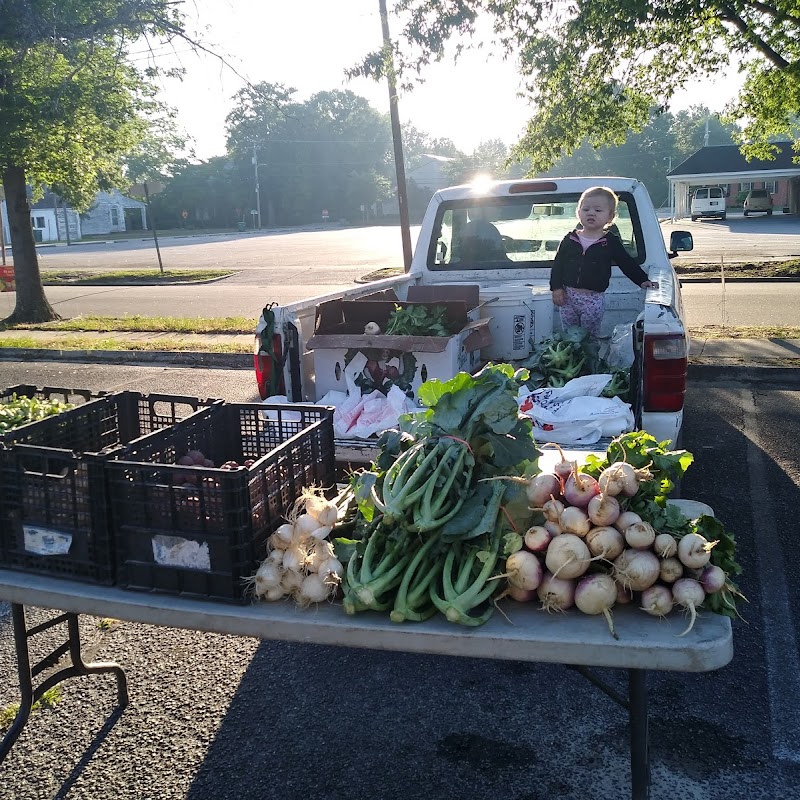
[105,403,335,603]
[0,391,219,584]
[0,384,104,443]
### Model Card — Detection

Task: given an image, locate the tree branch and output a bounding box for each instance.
[718,4,790,68]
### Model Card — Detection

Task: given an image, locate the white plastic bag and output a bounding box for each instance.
[607,324,635,369]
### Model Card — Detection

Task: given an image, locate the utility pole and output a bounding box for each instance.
[378,0,412,271]
[253,146,262,230]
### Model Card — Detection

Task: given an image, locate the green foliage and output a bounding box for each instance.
[361,0,800,169]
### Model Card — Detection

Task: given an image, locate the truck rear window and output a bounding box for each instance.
[427,193,643,271]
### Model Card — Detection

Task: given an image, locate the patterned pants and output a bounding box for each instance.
[560,287,605,337]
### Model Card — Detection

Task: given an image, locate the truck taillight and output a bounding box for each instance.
[643,334,688,412]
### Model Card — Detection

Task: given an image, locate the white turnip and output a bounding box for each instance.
[505,550,544,590]
[544,519,563,537]
[560,506,591,537]
[654,533,678,558]
[700,564,726,594]
[316,557,344,582]
[507,585,537,602]
[536,572,576,612]
[526,473,562,508]
[293,513,322,539]
[598,463,633,496]
[614,511,642,533]
[677,533,715,569]
[273,523,296,548]
[672,579,706,636]
[625,521,656,550]
[585,526,625,561]
[640,584,674,617]
[545,534,592,579]
[306,540,335,572]
[550,445,575,480]
[616,584,633,605]
[613,549,660,592]
[542,498,565,524]
[659,556,684,584]
[524,525,553,553]
[575,573,619,639]
[563,471,601,508]
[587,493,620,527]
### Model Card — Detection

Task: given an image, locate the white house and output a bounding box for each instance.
[1,191,82,244]
[80,189,147,235]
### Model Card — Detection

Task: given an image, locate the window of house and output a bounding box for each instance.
[764,181,776,194]
[33,216,45,228]
[110,207,119,225]
[740,181,753,193]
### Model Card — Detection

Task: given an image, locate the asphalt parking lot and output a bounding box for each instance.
[0,363,799,800]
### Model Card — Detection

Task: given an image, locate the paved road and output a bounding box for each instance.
[1,269,797,328]
[0,361,798,799]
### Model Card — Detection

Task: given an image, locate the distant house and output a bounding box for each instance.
[80,189,147,235]
[0,190,82,243]
[408,154,456,191]
[667,142,800,218]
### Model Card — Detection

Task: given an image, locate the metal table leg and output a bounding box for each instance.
[1,603,129,763]
[629,669,650,800]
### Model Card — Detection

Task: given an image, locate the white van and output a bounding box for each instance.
[691,187,726,221]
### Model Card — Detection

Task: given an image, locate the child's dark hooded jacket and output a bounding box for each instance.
[550,229,650,292]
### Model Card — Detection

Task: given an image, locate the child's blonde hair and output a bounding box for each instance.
[578,186,619,218]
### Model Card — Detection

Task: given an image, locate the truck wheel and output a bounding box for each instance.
[720,213,726,220]
[691,215,697,221]
[744,210,749,217]
[768,209,773,216]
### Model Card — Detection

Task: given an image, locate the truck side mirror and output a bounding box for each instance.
[668,230,693,259]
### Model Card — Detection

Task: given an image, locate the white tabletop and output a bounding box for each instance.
[0,569,732,673]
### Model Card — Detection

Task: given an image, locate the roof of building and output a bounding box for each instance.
[669,141,798,177]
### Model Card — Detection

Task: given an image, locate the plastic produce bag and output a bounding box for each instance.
[606,324,635,369]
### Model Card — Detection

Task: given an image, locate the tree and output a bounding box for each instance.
[0,0,190,324]
[357,0,800,170]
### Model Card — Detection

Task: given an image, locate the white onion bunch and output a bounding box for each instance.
[249,486,344,606]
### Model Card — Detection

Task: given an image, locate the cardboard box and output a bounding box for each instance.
[306,286,492,400]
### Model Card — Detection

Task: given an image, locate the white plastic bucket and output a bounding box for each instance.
[479,284,554,361]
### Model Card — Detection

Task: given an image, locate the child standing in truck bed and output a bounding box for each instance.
[550,186,658,337]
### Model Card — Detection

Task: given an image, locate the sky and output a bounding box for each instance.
[149,0,745,162]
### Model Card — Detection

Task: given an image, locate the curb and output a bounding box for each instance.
[3,347,799,378]
[678,276,800,283]
[0,348,252,369]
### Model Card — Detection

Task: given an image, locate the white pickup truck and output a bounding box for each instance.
[255,176,693,464]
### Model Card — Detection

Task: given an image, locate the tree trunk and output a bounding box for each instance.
[1,163,60,325]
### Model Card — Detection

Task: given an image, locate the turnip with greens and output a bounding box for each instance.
[545,534,591,579]
[575,574,619,639]
[544,520,563,537]
[507,585,537,602]
[585,526,625,561]
[524,525,552,553]
[598,462,639,497]
[654,533,678,558]
[614,511,642,533]
[587,493,620,527]
[672,579,706,636]
[613,549,660,592]
[563,470,601,508]
[541,497,565,523]
[677,533,716,570]
[504,550,543,590]
[560,506,591,537]
[640,584,674,617]
[536,572,576,612]
[549,444,575,481]
[625,521,656,550]
[700,565,726,594]
[526,473,562,508]
[659,557,684,584]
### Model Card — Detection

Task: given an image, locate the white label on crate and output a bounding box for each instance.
[23,525,73,556]
[151,535,211,571]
